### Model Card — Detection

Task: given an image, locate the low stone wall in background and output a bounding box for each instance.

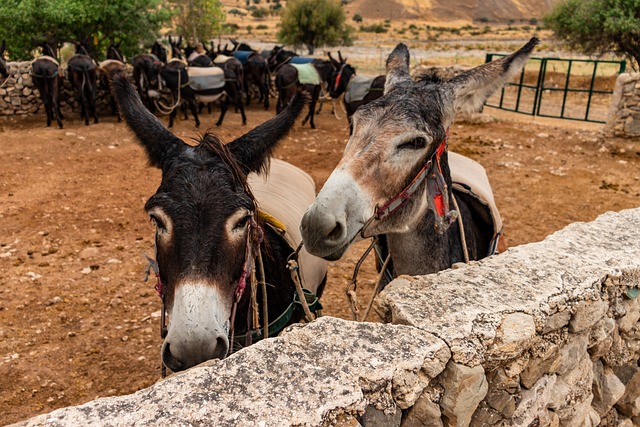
[14,208,640,426]
[606,73,640,138]
[0,61,129,118]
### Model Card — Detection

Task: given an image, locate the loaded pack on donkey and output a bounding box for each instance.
[145,35,244,128]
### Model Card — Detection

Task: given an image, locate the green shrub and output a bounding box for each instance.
[256,24,268,30]
[360,23,387,33]
[352,13,363,23]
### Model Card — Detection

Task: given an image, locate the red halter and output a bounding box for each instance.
[375,129,450,221]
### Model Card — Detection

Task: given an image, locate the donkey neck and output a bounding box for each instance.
[385,209,462,275]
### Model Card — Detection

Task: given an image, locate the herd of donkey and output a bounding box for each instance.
[0,36,385,131]
[1,35,539,373]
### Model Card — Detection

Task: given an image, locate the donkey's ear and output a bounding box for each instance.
[112,74,186,169]
[227,91,309,175]
[0,40,5,54]
[447,37,538,114]
[384,43,412,94]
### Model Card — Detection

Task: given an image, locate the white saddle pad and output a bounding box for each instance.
[187,66,225,91]
[248,159,328,294]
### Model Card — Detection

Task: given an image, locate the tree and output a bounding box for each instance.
[544,0,640,70]
[0,0,171,60]
[167,0,225,45]
[277,0,353,54]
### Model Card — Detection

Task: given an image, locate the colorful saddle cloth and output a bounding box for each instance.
[187,66,225,92]
[291,63,320,85]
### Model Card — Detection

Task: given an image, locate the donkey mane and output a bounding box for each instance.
[195,131,254,197]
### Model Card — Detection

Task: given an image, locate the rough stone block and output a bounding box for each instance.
[440,361,487,427]
[491,312,536,358]
[556,334,588,376]
[520,343,561,389]
[569,299,608,333]
[401,394,443,427]
[542,311,571,334]
[511,374,556,426]
[361,405,401,427]
[588,316,616,348]
[592,360,626,416]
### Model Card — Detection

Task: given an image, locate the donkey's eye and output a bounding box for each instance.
[397,137,428,150]
[234,215,252,230]
[150,215,167,233]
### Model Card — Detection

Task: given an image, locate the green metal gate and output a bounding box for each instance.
[484,54,626,123]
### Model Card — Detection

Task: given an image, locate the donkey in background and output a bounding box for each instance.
[31,41,64,129]
[99,39,127,121]
[0,40,8,80]
[113,74,326,372]
[328,52,385,134]
[301,38,539,279]
[67,39,99,125]
[132,41,166,113]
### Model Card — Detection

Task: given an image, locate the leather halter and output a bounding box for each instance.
[375,129,450,221]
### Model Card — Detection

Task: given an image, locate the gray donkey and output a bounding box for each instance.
[301,38,538,277]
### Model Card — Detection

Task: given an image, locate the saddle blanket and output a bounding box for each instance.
[289,56,315,65]
[187,66,225,91]
[213,54,232,65]
[98,59,124,70]
[449,152,503,254]
[31,55,59,67]
[291,63,320,86]
[233,50,253,64]
[247,159,327,294]
[345,75,381,103]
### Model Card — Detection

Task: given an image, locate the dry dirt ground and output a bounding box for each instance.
[1,100,640,424]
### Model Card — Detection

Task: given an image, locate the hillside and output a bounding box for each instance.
[346,0,561,22]
[222,0,563,24]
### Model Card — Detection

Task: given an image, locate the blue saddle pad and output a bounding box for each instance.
[233,51,253,64]
[289,56,315,65]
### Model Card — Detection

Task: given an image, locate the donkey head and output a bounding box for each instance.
[0,40,7,79]
[328,54,355,99]
[151,41,167,63]
[107,38,124,62]
[168,35,184,60]
[113,74,307,371]
[301,38,538,260]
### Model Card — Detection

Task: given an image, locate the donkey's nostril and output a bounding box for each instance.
[162,342,185,373]
[327,221,344,241]
[213,336,229,359]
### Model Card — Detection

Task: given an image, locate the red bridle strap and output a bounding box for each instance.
[375,130,449,221]
[334,63,347,92]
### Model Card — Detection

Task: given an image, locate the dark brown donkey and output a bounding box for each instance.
[112,74,326,373]
[99,39,127,121]
[0,40,8,80]
[67,41,99,125]
[31,42,64,129]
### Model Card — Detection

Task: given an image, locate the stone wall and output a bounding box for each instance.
[0,61,125,118]
[605,73,640,138]
[13,207,640,426]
